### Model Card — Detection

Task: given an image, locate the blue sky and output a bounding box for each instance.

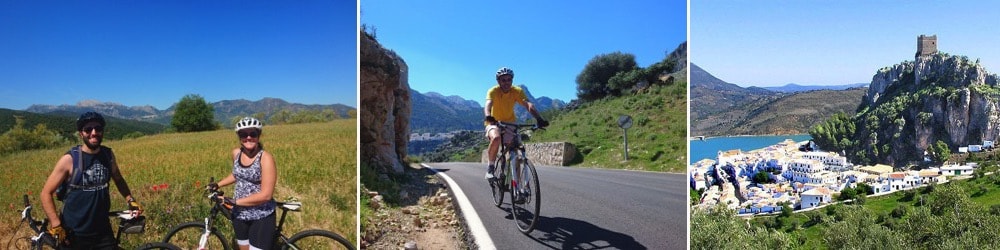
[0,1,357,110]
[692,1,1000,87]
[362,0,687,105]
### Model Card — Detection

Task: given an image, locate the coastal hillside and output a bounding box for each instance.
[700,88,867,136]
[813,52,1000,166]
[691,64,865,136]
[690,63,779,130]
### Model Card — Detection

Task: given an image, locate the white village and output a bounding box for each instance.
[689,139,990,215]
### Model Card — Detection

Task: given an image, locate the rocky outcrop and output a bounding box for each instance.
[480,142,578,166]
[361,31,411,174]
[856,53,1000,165]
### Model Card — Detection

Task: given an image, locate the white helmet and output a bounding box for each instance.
[235,117,263,131]
[496,67,514,78]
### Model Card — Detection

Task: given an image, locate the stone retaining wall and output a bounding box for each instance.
[481,142,577,166]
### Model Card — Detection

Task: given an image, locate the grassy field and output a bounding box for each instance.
[530,83,688,172]
[1,120,356,247]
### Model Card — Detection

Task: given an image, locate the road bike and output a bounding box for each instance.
[161,178,354,250]
[9,194,180,250]
[488,122,542,234]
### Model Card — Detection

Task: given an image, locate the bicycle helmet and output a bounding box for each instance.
[496,67,514,78]
[235,117,263,131]
[76,111,106,131]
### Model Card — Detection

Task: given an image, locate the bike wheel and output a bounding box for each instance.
[10,236,54,250]
[489,157,506,207]
[135,242,182,250]
[282,229,354,250]
[162,221,230,250]
[511,157,540,234]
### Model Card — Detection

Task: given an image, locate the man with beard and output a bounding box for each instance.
[40,111,142,249]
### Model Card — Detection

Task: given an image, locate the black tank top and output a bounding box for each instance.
[61,146,114,237]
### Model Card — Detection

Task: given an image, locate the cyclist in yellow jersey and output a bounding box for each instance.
[484,67,549,179]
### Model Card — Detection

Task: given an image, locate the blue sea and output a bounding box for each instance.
[690,134,813,164]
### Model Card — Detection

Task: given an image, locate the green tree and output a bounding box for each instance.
[780,203,793,218]
[855,182,874,195]
[576,51,638,101]
[932,140,951,163]
[838,187,857,201]
[171,94,217,132]
[752,171,773,184]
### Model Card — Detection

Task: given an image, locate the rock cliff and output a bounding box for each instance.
[855,53,1000,165]
[361,31,411,174]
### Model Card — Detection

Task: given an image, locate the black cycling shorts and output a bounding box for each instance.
[232,212,276,249]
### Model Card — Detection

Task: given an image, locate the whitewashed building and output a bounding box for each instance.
[941,165,974,176]
[800,187,832,209]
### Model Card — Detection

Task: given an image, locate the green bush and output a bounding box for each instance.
[0,116,69,154]
[576,51,638,101]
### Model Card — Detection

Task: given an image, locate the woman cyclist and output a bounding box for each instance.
[208,117,277,250]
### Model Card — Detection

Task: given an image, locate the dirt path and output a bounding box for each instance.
[361,164,469,249]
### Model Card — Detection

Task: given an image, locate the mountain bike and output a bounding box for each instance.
[9,194,180,250]
[488,122,542,234]
[161,178,354,250]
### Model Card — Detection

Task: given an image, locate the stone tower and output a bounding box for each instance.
[916,35,937,59]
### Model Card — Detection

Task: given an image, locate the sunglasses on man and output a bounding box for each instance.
[82,126,104,133]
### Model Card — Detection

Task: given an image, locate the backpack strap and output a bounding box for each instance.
[67,145,84,187]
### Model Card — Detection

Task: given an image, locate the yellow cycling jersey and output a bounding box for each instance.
[486,85,528,124]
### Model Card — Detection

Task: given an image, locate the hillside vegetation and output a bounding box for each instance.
[698,88,867,136]
[1,121,356,247]
[811,53,1000,166]
[0,108,167,141]
[531,83,687,172]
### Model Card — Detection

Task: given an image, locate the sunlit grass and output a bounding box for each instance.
[531,83,688,172]
[1,120,356,247]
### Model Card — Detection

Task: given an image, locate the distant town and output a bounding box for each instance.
[690,139,991,215]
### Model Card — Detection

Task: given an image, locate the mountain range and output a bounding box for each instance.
[409,86,565,134]
[761,83,869,93]
[690,63,866,136]
[25,98,355,126]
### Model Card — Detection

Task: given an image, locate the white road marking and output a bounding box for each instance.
[422,163,496,250]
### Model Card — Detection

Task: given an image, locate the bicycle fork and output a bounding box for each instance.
[198,217,211,250]
[509,151,528,200]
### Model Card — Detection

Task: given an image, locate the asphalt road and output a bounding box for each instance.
[425,162,687,250]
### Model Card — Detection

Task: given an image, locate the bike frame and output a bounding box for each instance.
[16,194,171,249]
[496,122,536,200]
[190,183,312,249]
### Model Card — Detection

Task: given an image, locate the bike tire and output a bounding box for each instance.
[162,221,231,250]
[135,242,182,250]
[489,157,506,207]
[511,157,541,234]
[282,229,355,250]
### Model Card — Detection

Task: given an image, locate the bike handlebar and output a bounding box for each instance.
[496,122,546,130]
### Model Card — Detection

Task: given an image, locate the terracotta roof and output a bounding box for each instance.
[888,173,906,179]
[802,187,832,196]
[918,170,940,177]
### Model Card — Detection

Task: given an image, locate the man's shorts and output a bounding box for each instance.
[485,125,517,145]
